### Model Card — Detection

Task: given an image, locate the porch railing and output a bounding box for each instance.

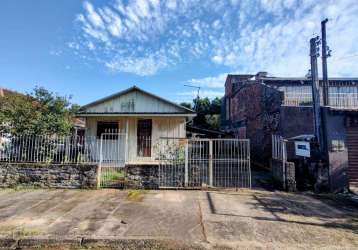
[282,92,358,109]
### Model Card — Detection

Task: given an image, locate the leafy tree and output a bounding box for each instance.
[210,97,222,114]
[189,96,222,130]
[205,114,221,130]
[0,87,78,136]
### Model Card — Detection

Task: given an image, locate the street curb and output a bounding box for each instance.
[18,236,82,248]
[0,237,17,249]
[0,236,205,249]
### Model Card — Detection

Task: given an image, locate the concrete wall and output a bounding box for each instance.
[323,109,349,192]
[278,106,314,138]
[0,163,98,189]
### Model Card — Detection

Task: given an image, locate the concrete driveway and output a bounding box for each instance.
[0,189,357,249]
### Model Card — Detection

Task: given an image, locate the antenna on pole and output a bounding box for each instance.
[184,84,201,99]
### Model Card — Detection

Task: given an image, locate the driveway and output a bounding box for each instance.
[0,189,357,249]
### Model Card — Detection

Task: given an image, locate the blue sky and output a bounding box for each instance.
[0,0,357,106]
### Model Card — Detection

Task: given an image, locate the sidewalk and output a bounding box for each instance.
[0,189,357,249]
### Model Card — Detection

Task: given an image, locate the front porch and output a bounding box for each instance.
[83,116,187,166]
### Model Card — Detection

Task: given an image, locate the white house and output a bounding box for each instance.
[77,86,195,165]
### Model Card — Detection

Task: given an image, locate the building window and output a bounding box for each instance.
[328,86,358,109]
[97,121,119,138]
[331,139,345,152]
[279,86,312,106]
[226,98,230,120]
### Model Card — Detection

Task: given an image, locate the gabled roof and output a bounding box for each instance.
[79,85,195,115]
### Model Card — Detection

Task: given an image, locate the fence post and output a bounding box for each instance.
[209,140,213,187]
[184,140,189,187]
[97,164,102,189]
[282,139,287,190]
[248,140,251,189]
[125,120,129,163]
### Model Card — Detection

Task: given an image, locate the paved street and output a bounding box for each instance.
[0,189,357,249]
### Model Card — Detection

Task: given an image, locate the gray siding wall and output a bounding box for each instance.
[84,91,184,113]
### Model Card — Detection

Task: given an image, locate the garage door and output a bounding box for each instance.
[347,126,358,187]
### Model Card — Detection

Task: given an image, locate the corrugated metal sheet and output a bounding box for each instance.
[347,126,358,186]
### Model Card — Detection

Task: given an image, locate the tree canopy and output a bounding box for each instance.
[0,87,79,136]
[181,96,222,130]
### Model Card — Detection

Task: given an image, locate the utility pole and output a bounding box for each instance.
[310,36,323,150]
[321,18,330,106]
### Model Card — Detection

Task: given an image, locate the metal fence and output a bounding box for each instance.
[98,132,127,188]
[272,134,287,162]
[0,132,128,165]
[271,134,289,190]
[158,138,251,189]
[328,92,358,109]
[281,89,358,109]
[1,133,252,189]
[0,133,101,164]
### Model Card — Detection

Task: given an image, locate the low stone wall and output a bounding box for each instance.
[0,163,98,189]
[124,165,159,189]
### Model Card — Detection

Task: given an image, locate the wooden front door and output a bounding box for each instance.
[137,119,152,157]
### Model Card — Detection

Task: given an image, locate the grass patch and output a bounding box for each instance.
[101,168,125,186]
[127,189,147,202]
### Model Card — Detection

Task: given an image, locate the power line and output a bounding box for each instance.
[331,53,358,62]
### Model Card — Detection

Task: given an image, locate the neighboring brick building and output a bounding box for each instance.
[221,72,358,191]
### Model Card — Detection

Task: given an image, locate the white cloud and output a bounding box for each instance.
[87,41,95,50]
[49,49,62,56]
[83,1,104,28]
[71,0,358,80]
[212,55,223,64]
[105,52,168,76]
[187,73,228,88]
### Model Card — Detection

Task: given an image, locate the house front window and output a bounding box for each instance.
[97,121,119,138]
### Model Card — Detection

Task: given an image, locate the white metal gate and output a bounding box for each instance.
[158,138,251,189]
[271,134,288,190]
[98,132,127,188]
